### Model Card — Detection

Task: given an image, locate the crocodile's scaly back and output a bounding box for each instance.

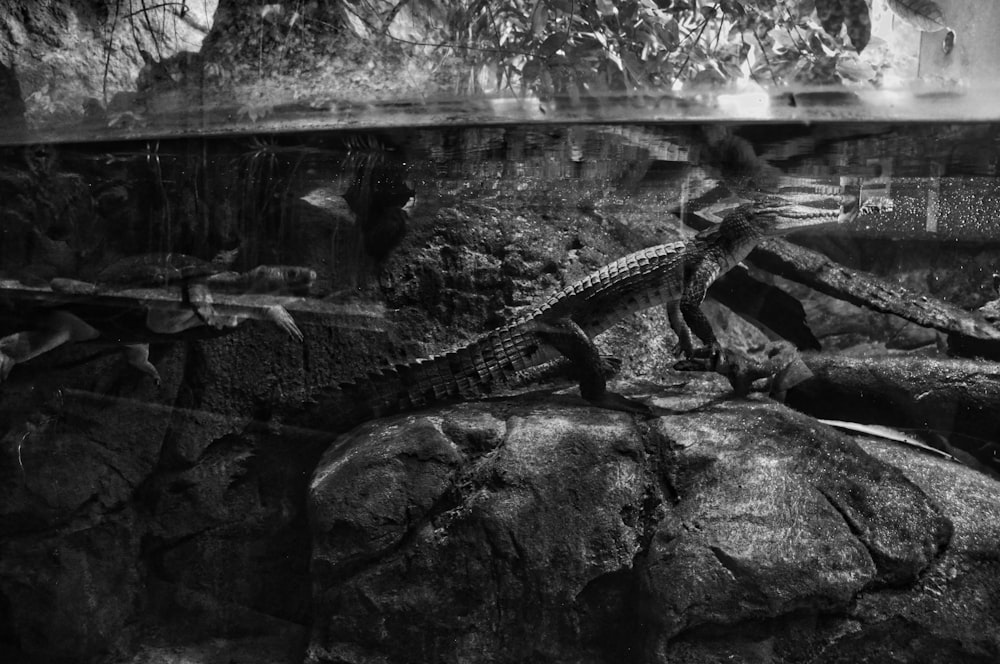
[296,239,697,430]
[540,240,692,334]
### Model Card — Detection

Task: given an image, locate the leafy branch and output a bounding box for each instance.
[372,0,884,96]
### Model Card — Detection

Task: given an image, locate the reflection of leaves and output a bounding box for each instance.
[814,0,871,53]
[530,0,547,37]
[448,0,884,93]
[836,53,876,81]
[538,33,569,56]
[886,0,947,32]
[785,0,817,20]
[844,0,871,52]
[815,0,846,37]
[595,0,617,17]
[260,4,283,20]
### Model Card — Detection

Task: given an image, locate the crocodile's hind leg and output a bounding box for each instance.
[0,310,100,381]
[121,344,161,385]
[145,307,203,334]
[539,317,652,415]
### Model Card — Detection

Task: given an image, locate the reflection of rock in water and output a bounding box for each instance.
[342,136,414,261]
[981,273,1000,325]
[0,61,26,135]
[363,207,408,262]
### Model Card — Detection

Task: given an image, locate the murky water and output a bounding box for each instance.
[0,124,1000,427]
[2,122,1000,465]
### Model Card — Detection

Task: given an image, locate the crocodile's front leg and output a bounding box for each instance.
[667,302,693,357]
[538,316,653,415]
[678,296,721,356]
[670,259,724,359]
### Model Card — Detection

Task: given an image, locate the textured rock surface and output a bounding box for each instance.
[0,0,215,130]
[0,327,316,664]
[788,354,1000,477]
[834,437,1000,664]
[304,375,983,664]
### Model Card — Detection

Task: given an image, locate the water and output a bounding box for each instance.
[3,120,1000,662]
[2,122,1000,437]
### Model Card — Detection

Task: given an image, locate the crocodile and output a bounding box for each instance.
[1,262,316,385]
[50,253,315,341]
[288,195,859,432]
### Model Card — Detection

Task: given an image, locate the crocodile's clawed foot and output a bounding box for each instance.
[675,346,755,397]
[673,342,812,400]
[265,305,303,342]
[597,355,623,379]
[688,343,723,363]
[585,391,655,417]
[122,344,161,386]
[0,351,14,382]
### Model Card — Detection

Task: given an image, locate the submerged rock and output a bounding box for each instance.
[305,381,975,664]
[2,369,998,663]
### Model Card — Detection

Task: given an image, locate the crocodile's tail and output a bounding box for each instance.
[291,320,556,433]
[288,241,695,434]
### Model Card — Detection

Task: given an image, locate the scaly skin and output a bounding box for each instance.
[202,265,316,294]
[188,265,317,339]
[293,197,859,430]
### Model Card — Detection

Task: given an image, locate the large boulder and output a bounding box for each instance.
[306,375,985,663]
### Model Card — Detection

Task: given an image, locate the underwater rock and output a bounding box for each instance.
[0,515,142,659]
[787,354,1000,477]
[0,325,317,663]
[306,384,963,663]
[308,400,651,664]
[1,363,998,663]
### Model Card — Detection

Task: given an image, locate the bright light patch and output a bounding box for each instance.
[861,89,912,108]
[717,92,770,117]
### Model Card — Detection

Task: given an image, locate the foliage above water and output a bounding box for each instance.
[363,0,945,95]
[423,0,877,93]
